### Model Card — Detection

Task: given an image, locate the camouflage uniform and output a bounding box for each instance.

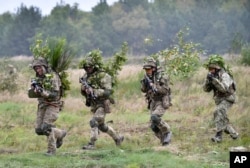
[140,57,172,146]
[80,57,123,149]
[28,57,66,155]
[203,56,239,142]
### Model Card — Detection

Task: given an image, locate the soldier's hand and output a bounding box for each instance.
[85,87,93,95]
[207,72,214,81]
[81,85,86,92]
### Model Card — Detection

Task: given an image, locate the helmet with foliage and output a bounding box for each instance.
[32,57,48,69]
[204,54,234,77]
[79,50,104,70]
[203,54,225,69]
[143,57,157,69]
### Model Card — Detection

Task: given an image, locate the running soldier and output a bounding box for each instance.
[80,54,124,149]
[140,57,172,146]
[203,54,239,142]
[28,57,67,156]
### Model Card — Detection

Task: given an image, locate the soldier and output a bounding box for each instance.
[140,57,172,146]
[80,55,124,150]
[203,54,239,143]
[28,57,67,156]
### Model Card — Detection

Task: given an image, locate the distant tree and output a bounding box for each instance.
[6,4,42,56]
[92,0,110,15]
[37,3,84,56]
[112,6,150,55]
[119,0,149,12]
[0,13,14,56]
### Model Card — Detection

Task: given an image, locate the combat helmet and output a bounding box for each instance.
[80,50,104,70]
[143,57,157,69]
[32,57,48,69]
[204,54,225,70]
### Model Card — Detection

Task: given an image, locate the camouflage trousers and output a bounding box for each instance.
[36,103,64,153]
[150,100,171,141]
[89,106,120,144]
[213,100,237,135]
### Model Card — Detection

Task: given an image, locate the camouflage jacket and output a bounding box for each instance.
[80,70,113,106]
[203,69,236,104]
[28,71,62,104]
[141,72,171,101]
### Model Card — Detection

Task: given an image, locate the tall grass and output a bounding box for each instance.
[0,62,249,167]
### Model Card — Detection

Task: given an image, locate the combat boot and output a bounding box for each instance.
[211,131,222,143]
[45,150,55,156]
[115,135,124,146]
[225,125,239,140]
[162,131,172,146]
[230,132,239,140]
[82,142,95,150]
[56,130,67,148]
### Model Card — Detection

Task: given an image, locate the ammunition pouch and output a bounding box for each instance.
[162,94,171,109]
[104,99,111,113]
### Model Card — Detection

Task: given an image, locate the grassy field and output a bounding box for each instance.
[0,59,249,168]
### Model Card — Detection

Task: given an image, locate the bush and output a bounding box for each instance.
[0,60,18,94]
[241,43,250,66]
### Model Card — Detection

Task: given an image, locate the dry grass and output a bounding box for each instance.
[0,64,249,162]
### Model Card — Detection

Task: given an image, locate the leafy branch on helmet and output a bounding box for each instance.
[203,54,234,78]
[149,27,202,81]
[79,42,128,87]
[30,37,75,97]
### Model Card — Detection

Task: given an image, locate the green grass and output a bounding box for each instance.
[0,61,249,167]
[0,147,226,168]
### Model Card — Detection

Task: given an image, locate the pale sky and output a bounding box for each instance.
[0,0,118,15]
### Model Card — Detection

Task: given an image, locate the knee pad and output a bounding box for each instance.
[98,124,108,132]
[89,118,98,128]
[151,114,161,125]
[35,128,44,135]
[41,123,53,136]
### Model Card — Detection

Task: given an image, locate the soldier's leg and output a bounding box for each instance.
[84,117,99,149]
[225,125,239,139]
[151,105,171,145]
[222,101,239,139]
[150,122,162,141]
[43,105,66,155]
[35,104,46,135]
[96,107,123,146]
[212,100,232,142]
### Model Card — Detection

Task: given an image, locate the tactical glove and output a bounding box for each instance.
[207,72,214,82]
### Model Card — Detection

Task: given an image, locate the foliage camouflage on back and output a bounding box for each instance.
[30,36,75,97]
[79,42,128,87]
[149,27,202,81]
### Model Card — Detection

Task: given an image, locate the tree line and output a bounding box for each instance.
[0,0,249,57]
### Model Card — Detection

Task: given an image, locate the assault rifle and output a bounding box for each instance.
[31,79,43,93]
[144,75,157,93]
[79,77,96,100]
